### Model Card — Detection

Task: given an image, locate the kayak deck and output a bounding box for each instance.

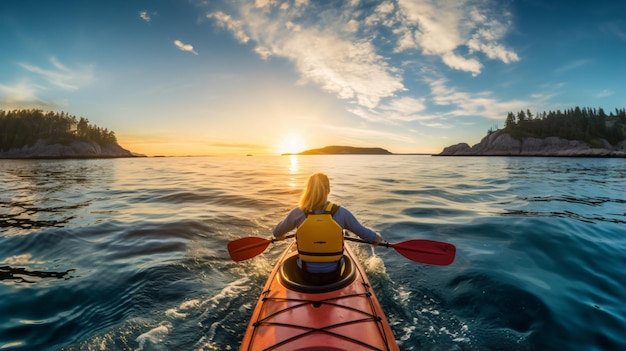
[240,241,399,351]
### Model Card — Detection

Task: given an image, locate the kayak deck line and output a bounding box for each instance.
[253,318,390,351]
[255,292,381,326]
[249,280,393,350]
[252,293,388,350]
[239,242,399,351]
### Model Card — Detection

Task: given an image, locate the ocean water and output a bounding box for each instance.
[0,155,624,351]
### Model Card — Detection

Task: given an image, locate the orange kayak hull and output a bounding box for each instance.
[239,242,399,351]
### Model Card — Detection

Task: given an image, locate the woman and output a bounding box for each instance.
[273,173,384,274]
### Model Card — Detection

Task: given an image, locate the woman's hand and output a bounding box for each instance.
[372,233,384,246]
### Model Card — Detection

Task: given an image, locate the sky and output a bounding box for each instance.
[0,0,624,156]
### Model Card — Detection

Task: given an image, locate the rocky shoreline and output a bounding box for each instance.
[0,140,144,159]
[437,130,626,157]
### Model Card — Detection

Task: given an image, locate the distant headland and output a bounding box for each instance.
[0,139,143,159]
[0,109,145,159]
[437,130,626,157]
[284,145,393,155]
[437,107,626,157]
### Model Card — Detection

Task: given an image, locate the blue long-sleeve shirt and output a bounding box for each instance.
[273,204,378,273]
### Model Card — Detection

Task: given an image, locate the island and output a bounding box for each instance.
[285,145,393,155]
[437,107,626,157]
[0,109,144,159]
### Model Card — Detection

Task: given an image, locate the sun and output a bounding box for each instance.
[279,133,307,155]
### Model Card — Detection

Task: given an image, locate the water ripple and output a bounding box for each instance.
[0,156,624,351]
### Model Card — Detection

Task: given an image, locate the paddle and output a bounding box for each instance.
[344,237,456,266]
[227,234,294,262]
[228,234,455,265]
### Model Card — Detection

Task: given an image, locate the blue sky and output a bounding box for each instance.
[1,0,624,156]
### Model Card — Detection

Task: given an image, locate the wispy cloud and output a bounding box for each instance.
[596,89,613,98]
[350,75,536,127]
[0,80,59,110]
[601,21,626,41]
[422,121,454,128]
[555,59,590,73]
[347,96,430,123]
[0,57,94,109]
[427,77,532,120]
[207,12,250,44]
[0,81,40,102]
[174,40,199,55]
[18,56,94,91]
[322,123,417,144]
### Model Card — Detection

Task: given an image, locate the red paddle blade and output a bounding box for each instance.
[227,237,272,262]
[389,240,456,265]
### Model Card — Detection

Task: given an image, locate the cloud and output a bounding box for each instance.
[207,11,250,43]
[348,96,431,123]
[421,121,454,128]
[596,89,613,98]
[394,0,519,75]
[0,57,94,109]
[206,3,405,109]
[381,96,427,115]
[18,56,94,91]
[322,123,417,144]
[205,0,518,113]
[139,11,151,22]
[0,80,60,110]
[174,40,199,55]
[204,0,522,129]
[284,31,405,109]
[0,81,39,103]
[601,21,626,41]
[427,77,532,120]
[555,59,590,73]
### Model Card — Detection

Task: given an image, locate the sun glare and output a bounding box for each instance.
[279,133,306,155]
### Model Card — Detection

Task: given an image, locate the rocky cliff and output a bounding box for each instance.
[0,140,144,159]
[437,130,626,157]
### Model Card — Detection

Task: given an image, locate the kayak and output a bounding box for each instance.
[229,235,455,349]
[239,240,399,351]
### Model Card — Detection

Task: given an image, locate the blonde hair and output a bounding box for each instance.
[299,173,330,212]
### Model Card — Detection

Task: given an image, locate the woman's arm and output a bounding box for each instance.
[335,207,381,243]
[273,208,305,238]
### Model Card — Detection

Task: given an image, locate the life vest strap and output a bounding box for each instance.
[305,202,339,215]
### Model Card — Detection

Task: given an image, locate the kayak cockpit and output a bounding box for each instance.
[278,254,356,293]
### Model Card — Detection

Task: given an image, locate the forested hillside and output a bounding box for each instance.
[496,107,625,146]
[0,109,118,152]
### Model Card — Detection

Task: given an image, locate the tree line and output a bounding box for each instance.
[0,109,118,152]
[493,107,626,145]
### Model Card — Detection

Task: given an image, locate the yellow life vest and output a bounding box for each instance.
[296,202,344,263]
